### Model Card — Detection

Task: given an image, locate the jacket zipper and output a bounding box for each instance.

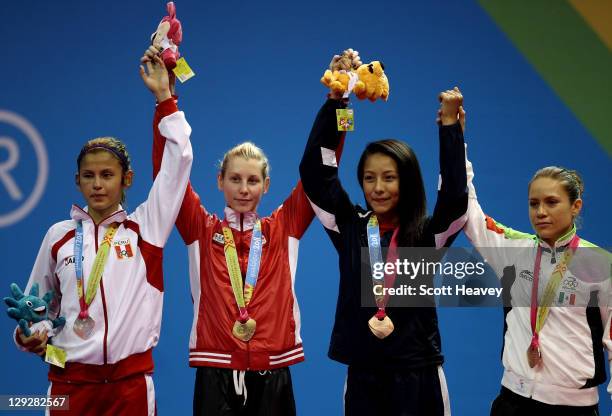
[78,209,120,368]
[91,213,117,367]
[239,213,251,368]
[91,222,109,365]
[239,213,246,280]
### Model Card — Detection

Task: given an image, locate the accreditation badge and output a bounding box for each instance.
[336,109,354,131]
[45,344,67,368]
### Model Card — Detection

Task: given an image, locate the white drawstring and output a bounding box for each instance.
[232,370,247,405]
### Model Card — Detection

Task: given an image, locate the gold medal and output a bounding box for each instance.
[368,315,394,339]
[223,222,262,343]
[526,344,542,368]
[232,318,256,342]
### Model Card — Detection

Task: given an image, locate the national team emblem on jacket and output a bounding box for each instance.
[557,291,576,305]
[113,238,134,259]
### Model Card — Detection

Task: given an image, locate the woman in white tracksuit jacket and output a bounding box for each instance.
[463,153,611,416]
[12,55,192,415]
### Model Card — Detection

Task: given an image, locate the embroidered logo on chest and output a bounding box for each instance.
[561,275,578,291]
[113,238,134,259]
[213,233,225,245]
[212,232,267,246]
[557,290,576,305]
[519,270,533,282]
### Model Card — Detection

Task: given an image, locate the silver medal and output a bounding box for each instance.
[73,316,95,340]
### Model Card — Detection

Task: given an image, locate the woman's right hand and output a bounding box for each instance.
[16,327,48,356]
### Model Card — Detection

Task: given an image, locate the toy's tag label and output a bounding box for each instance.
[345,72,359,98]
[173,57,195,83]
[45,344,67,368]
[160,36,172,51]
[336,109,354,131]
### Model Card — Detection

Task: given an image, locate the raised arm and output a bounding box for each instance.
[132,51,193,247]
[459,99,534,275]
[144,47,208,246]
[429,87,468,249]
[299,51,363,238]
[299,97,351,238]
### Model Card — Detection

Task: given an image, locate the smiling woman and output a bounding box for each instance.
[357,140,426,244]
[299,84,468,415]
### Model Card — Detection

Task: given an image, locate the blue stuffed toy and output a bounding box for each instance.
[4,283,65,337]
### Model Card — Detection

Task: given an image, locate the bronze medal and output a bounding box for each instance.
[232,318,256,342]
[526,344,542,368]
[73,316,95,340]
[368,315,394,339]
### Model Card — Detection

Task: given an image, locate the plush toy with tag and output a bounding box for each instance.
[321,60,389,102]
[151,2,183,69]
[4,283,65,337]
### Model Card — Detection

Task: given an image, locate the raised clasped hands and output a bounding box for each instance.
[328,48,363,99]
[437,86,466,133]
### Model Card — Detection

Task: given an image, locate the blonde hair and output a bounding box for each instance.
[219,141,270,179]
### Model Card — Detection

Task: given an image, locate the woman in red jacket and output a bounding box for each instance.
[146,46,356,415]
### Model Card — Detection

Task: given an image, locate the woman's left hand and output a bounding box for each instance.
[140,46,172,102]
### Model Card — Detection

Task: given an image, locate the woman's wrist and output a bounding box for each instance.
[156,89,172,103]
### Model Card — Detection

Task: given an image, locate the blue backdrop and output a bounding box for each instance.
[1,1,610,415]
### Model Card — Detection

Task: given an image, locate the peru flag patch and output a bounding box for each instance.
[113,238,134,259]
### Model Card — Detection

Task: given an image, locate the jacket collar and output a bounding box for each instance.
[224,206,258,231]
[70,205,127,226]
[537,224,577,249]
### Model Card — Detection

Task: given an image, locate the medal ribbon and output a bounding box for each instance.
[529,235,580,348]
[366,215,399,319]
[222,219,263,322]
[74,221,119,319]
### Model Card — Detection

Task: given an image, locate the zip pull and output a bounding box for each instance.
[551,249,556,264]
